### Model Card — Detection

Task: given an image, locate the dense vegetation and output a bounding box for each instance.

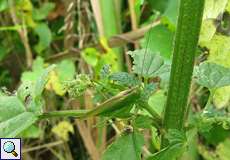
[1,0,230,160]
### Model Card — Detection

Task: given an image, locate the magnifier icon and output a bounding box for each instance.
[3,141,18,157]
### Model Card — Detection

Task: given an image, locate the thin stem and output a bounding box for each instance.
[22,140,64,153]
[38,110,89,119]
[9,0,33,68]
[138,102,162,126]
[128,0,139,48]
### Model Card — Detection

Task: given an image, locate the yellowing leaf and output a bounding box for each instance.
[206,35,230,108]
[207,35,230,67]
[87,38,120,75]
[24,14,36,28]
[199,0,228,44]
[46,71,65,96]
[100,51,119,72]
[100,37,111,53]
[216,138,230,160]
[226,0,230,13]
[203,0,228,19]
[199,19,217,44]
[213,86,230,108]
[52,121,74,141]
[47,60,75,95]
[16,0,33,12]
[16,0,36,28]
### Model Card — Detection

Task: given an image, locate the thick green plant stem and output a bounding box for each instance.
[163,0,204,133]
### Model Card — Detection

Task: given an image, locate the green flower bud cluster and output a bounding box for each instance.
[64,74,92,98]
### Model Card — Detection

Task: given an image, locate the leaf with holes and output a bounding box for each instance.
[128,49,165,78]
[194,62,230,89]
[109,72,139,87]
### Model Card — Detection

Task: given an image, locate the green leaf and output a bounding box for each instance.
[110,72,139,87]
[17,81,34,104]
[134,0,144,23]
[200,124,229,146]
[0,0,8,12]
[161,0,180,31]
[192,105,230,132]
[194,62,230,89]
[147,129,187,160]
[0,45,8,61]
[134,115,153,129]
[21,56,44,82]
[140,83,156,102]
[20,57,54,97]
[143,25,174,59]
[147,0,169,12]
[148,90,166,115]
[34,23,52,54]
[32,2,55,20]
[205,35,230,108]
[0,112,38,138]
[81,48,100,67]
[57,60,75,81]
[34,64,56,97]
[102,131,145,160]
[216,138,230,160]
[128,49,165,78]
[19,62,55,112]
[0,96,25,122]
[19,125,41,138]
[166,129,187,145]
